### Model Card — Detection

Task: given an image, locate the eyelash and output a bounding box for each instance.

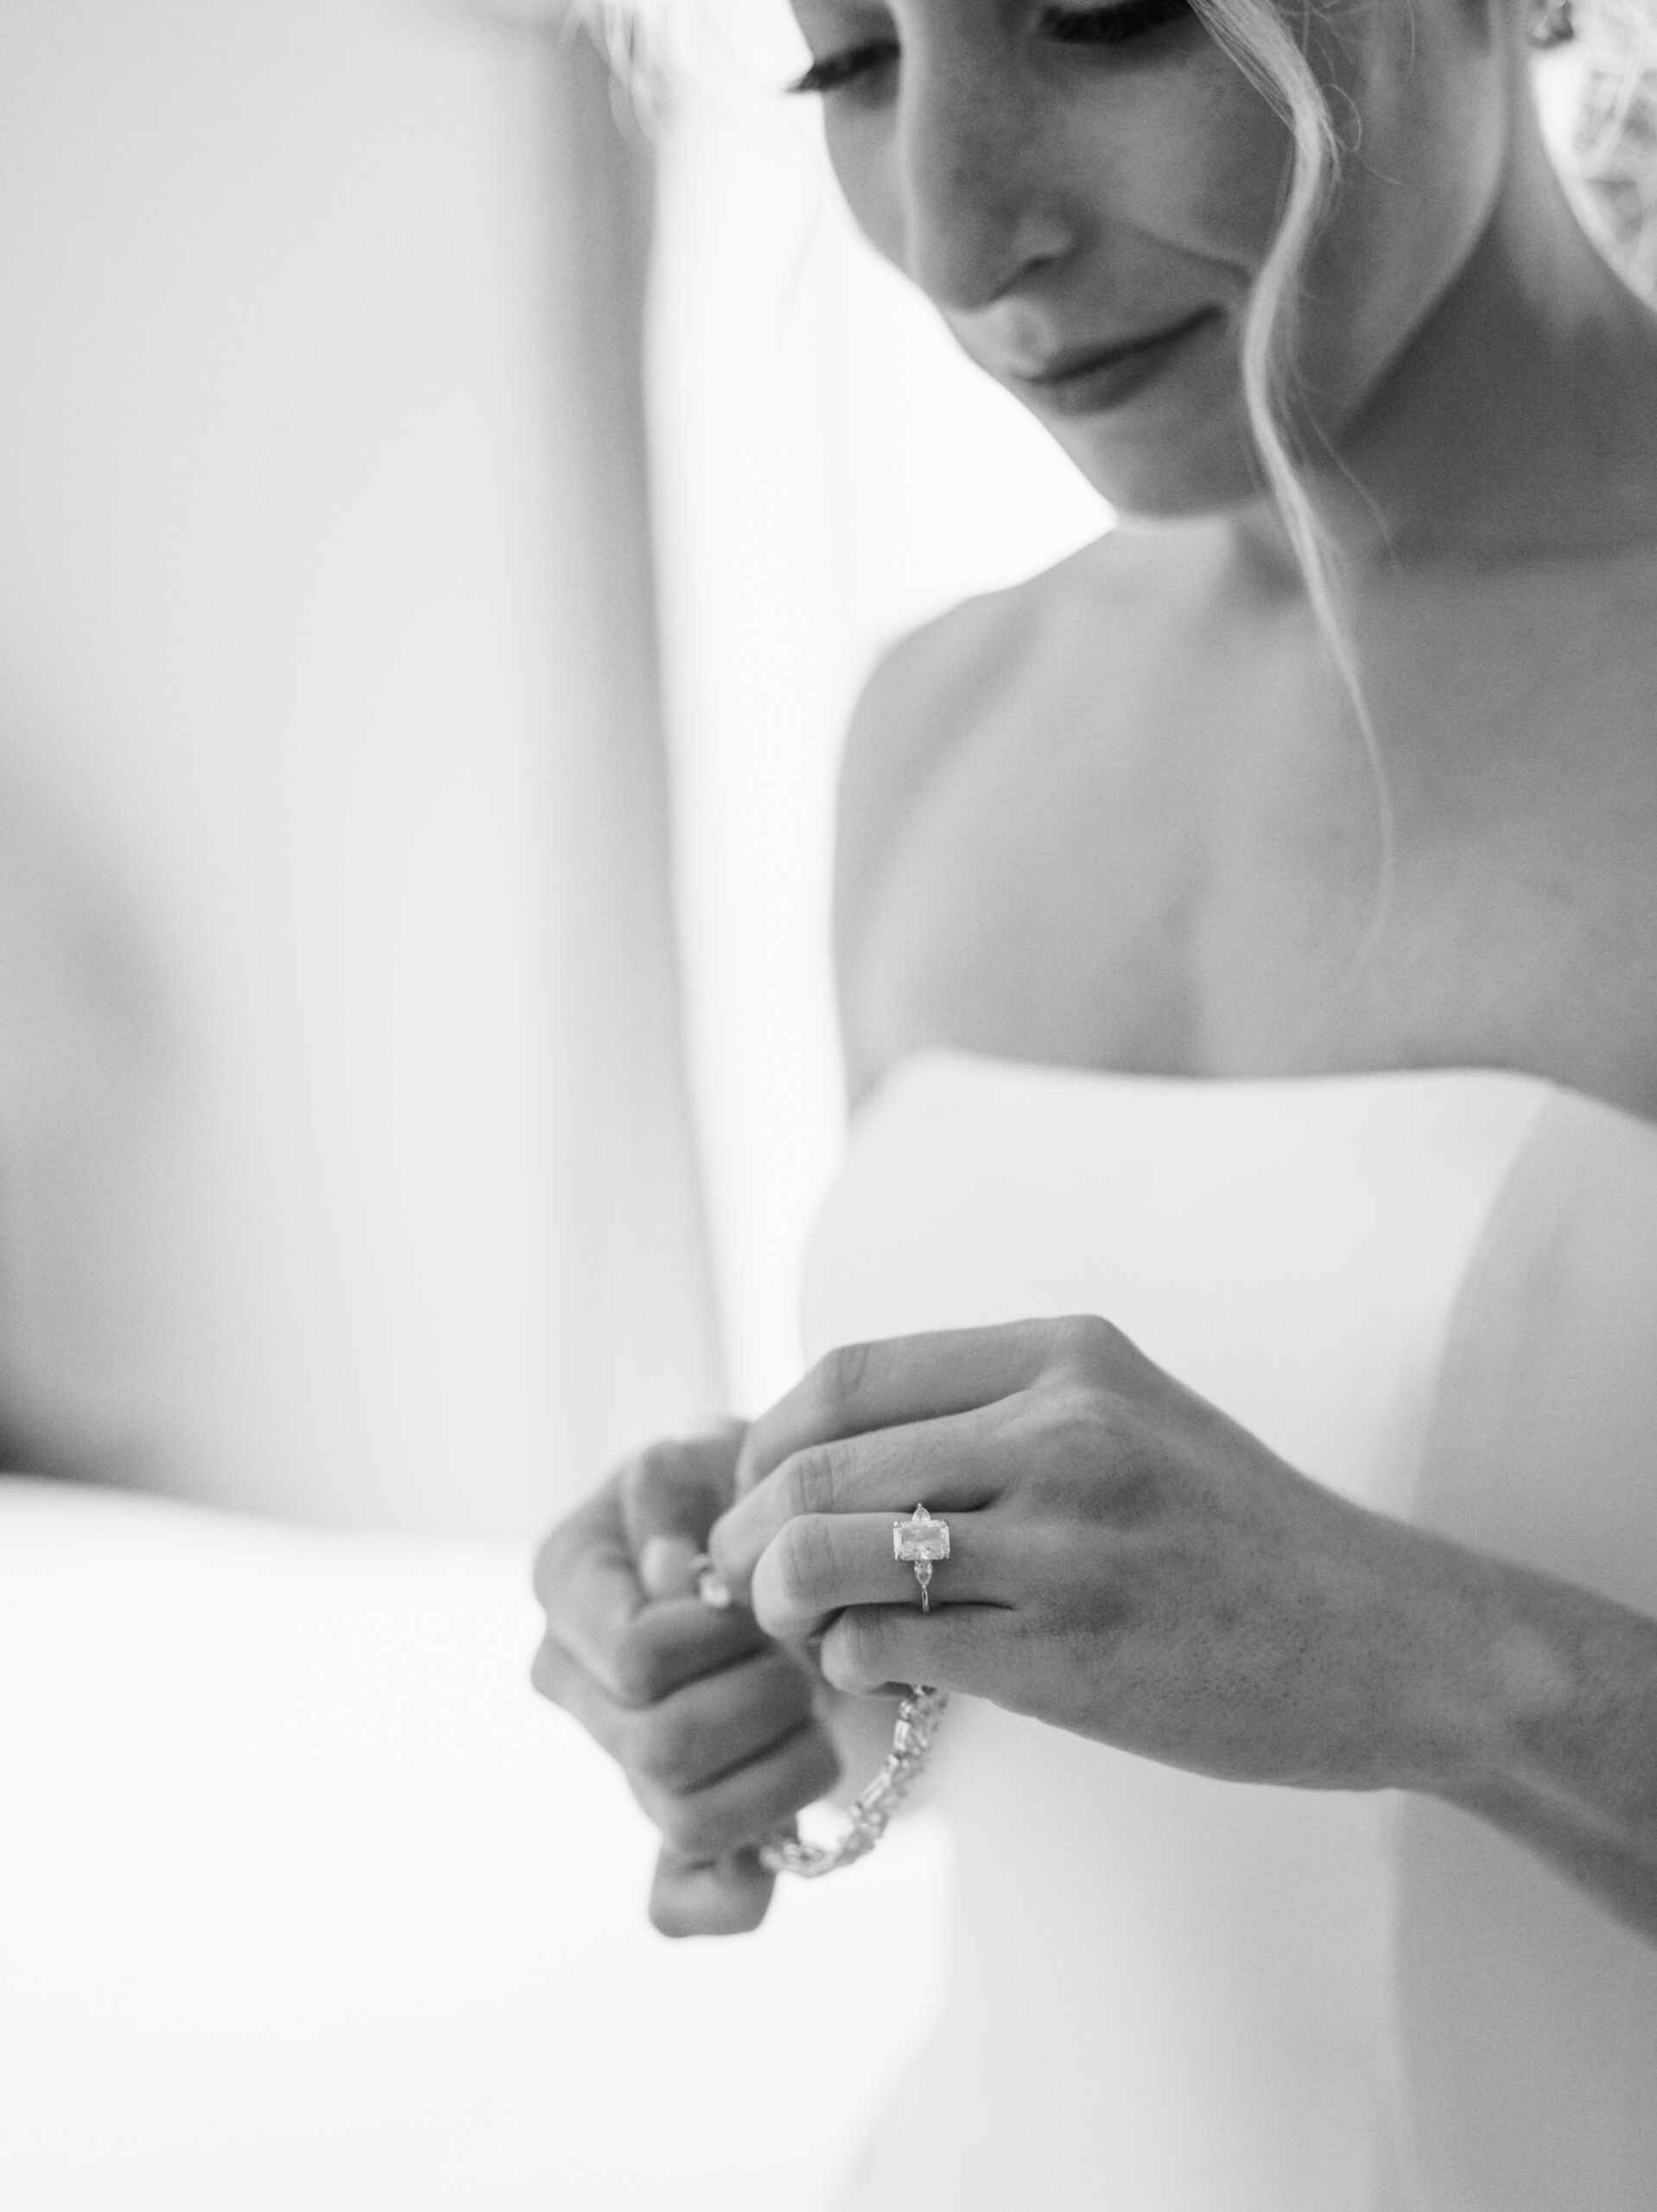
[787,0,1196,97]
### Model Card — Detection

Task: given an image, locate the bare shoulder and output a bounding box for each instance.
[831,526,1203,1097]
[831,545,1089,1095]
[833,531,1179,898]
[835,529,1165,865]
[835,574,1049,874]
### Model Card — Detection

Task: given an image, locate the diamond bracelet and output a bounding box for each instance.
[688,1549,948,1879]
[759,1682,949,1879]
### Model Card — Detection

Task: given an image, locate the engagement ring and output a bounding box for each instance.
[892,1503,950,1611]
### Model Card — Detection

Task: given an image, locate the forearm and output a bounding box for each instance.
[1406,1534,1657,1942]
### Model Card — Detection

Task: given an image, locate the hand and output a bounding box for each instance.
[530,1425,841,1936]
[709,1319,1463,1794]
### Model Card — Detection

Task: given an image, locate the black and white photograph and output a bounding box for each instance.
[2,0,1655,2205]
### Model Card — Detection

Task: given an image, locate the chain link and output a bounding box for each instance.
[759,1685,949,1878]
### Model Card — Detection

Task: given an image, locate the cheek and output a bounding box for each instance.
[825,48,1292,296]
[1070,49,1293,298]
[1157,58,1295,273]
[822,110,904,269]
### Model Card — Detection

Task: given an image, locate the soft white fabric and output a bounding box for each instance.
[800,1050,1657,2211]
[0,1478,947,2212]
[12,1056,1657,2210]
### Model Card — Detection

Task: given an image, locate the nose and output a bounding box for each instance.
[893,41,1078,313]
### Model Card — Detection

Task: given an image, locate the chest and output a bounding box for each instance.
[853,571,1657,1116]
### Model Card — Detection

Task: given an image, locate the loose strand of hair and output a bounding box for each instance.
[1191,0,1399,993]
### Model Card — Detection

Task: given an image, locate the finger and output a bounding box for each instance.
[639,1534,702,1600]
[711,1405,1013,1597]
[531,1483,645,1700]
[640,1719,841,1861]
[818,1602,987,1698]
[530,1633,633,1760]
[536,1631,818,1795]
[627,1648,819,1794]
[749,1510,1005,1641]
[736,1322,1058,1495]
[612,1595,770,1707]
[650,1846,773,1939]
[621,1430,746,1561]
[532,1432,752,1701]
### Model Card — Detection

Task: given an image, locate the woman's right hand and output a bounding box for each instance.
[531,1425,841,1936]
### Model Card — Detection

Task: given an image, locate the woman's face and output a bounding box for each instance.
[789,0,1514,517]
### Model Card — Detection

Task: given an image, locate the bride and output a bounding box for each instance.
[536,0,1657,2202]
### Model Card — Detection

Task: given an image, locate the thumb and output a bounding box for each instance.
[619,1422,750,1573]
[650,1843,774,1939]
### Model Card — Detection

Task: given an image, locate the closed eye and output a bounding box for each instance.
[1039,0,1196,43]
[787,40,898,97]
[788,0,1196,97]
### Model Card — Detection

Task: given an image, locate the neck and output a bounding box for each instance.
[1238,64,1657,579]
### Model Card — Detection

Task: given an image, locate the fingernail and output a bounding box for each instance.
[639,1535,698,1600]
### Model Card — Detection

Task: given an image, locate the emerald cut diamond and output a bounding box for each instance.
[893,1504,950,1562]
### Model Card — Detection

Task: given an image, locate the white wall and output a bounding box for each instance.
[0,0,720,1532]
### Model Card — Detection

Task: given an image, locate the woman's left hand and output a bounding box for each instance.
[708,1317,1473,1794]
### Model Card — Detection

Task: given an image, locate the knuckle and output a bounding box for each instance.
[785,1444,841,1522]
[1025,1383,1127,1516]
[1049,1313,1127,1378]
[530,1537,554,1613]
[619,1438,681,1516]
[612,1625,667,1708]
[530,1519,574,1611]
[771,1514,838,1605]
[838,1606,887,1675]
[529,1638,569,1706]
[1039,1378,1115,1451]
[812,1338,873,1412]
[629,1709,695,1790]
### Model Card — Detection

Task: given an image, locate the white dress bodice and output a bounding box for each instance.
[801,1052,1657,2212]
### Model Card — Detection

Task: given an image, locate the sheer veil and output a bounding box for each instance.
[1570,0,1657,296]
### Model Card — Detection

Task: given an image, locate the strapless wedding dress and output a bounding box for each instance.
[801,1052,1657,2212]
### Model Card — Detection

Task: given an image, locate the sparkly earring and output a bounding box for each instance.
[1527,0,1575,47]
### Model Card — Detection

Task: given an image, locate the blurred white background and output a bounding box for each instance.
[0,3,1098,2206]
[0,0,1105,1531]
[0,5,1614,2209]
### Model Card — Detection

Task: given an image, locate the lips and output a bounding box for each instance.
[1000,308,1219,416]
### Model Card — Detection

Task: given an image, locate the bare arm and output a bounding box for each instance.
[1412,1533,1657,1939]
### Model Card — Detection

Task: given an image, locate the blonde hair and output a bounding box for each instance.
[591,0,1657,522]
[1181,0,1399,953]
[1188,0,1345,629]
[1169,0,1657,964]
[589,0,1657,946]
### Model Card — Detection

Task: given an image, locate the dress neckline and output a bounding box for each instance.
[860,1045,1563,1120]
[851,1043,1657,1139]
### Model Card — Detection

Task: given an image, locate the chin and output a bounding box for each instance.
[1051,393,1262,521]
